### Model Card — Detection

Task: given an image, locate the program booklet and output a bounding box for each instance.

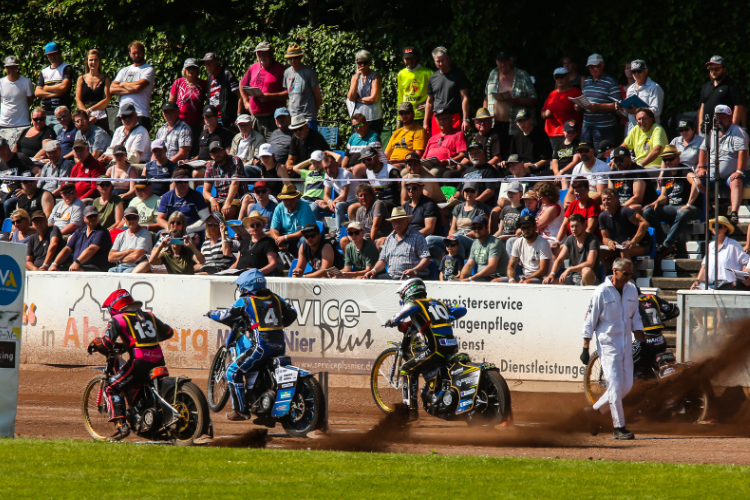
[568,95,593,109]
[492,91,512,101]
[324,266,343,278]
[242,86,264,97]
[211,211,251,239]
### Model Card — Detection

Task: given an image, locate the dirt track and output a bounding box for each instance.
[14,364,750,465]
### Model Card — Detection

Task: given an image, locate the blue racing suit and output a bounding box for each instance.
[215,291,297,413]
[387,298,467,411]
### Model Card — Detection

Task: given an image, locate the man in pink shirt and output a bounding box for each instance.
[422,109,467,177]
[239,41,287,140]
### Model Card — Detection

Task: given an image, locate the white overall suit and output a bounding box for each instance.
[583,277,644,428]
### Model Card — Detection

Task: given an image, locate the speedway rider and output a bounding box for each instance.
[384,278,467,421]
[208,269,298,422]
[633,288,679,376]
[88,289,175,440]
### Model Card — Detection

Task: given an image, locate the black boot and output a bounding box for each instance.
[613,427,634,440]
[110,420,131,441]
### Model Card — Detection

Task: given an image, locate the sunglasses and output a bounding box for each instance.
[463,189,476,194]
[303,232,320,239]
[32,117,45,122]
[86,214,100,219]
[254,189,268,194]
[679,128,691,133]
[445,241,459,247]
[61,190,75,195]
[348,230,362,236]
[406,186,419,191]
[406,161,420,167]
[124,215,139,221]
[577,148,592,153]
[121,114,136,120]
[613,157,627,163]
[206,222,219,226]
[248,222,264,228]
[553,75,567,80]
[363,157,375,163]
[471,225,487,231]
[11,219,24,225]
[662,156,677,162]
[356,61,369,66]
[398,111,413,115]
[618,271,633,276]
[631,70,643,74]
[170,221,183,225]
[519,224,535,230]
[352,123,365,129]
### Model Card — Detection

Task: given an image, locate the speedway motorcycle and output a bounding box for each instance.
[584,350,713,423]
[206,311,325,437]
[81,345,211,444]
[370,322,512,425]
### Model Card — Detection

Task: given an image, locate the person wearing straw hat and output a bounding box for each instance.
[233,210,280,275]
[642,144,702,259]
[269,184,316,252]
[283,44,322,130]
[463,107,503,166]
[363,206,431,280]
[691,216,750,290]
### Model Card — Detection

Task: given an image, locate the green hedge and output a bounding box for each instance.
[2,0,746,142]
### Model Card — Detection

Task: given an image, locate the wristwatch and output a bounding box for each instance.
[74,258,82,266]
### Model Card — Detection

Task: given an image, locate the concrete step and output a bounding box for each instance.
[659,259,702,273]
[651,277,694,291]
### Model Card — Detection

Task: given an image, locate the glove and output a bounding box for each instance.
[580,347,590,366]
[87,338,107,356]
[384,319,394,328]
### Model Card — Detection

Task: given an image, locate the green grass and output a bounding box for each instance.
[2,438,750,499]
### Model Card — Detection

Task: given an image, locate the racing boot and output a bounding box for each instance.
[226,411,251,422]
[227,382,251,421]
[110,420,131,441]
[252,416,277,428]
[613,427,635,440]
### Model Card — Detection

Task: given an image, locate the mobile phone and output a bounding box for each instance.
[170,238,184,245]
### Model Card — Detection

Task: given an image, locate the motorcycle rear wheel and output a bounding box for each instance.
[670,381,713,423]
[207,346,230,413]
[81,374,116,441]
[281,376,324,437]
[466,370,512,426]
[370,347,405,414]
[169,382,210,446]
[584,352,606,405]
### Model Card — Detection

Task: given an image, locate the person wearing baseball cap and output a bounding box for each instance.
[230,114,265,166]
[438,234,464,281]
[697,103,748,224]
[154,167,209,232]
[337,220,380,279]
[27,210,61,271]
[144,138,177,197]
[200,52,241,127]
[398,46,431,123]
[0,55,34,128]
[619,59,664,134]
[551,119,581,188]
[577,53,620,152]
[670,119,701,169]
[68,137,106,201]
[50,203,112,272]
[203,139,247,220]
[283,43,321,128]
[507,108,553,174]
[485,49,537,154]
[422,107,468,177]
[449,181,491,255]
[291,149,329,216]
[402,174,444,260]
[385,101,428,166]
[698,54,744,133]
[36,42,74,133]
[423,46,471,137]
[640,145,702,259]
[447,141,497,202]
[285,113,330,172]
[240,41,285,139]
[541,65,582,153]
[195,103,234,161]
[154,100,192,164]
[494,213,551,284]
[106,101,152,163]
[609,146,658,212]
[456,214,508,282]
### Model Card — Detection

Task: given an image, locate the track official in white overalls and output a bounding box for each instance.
[581,258,645,440]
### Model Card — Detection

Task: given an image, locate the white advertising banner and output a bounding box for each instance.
[0,242,26,438]
[23,274,593,385]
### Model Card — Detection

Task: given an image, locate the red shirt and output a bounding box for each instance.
[563,197,602,239]
[423,129,467,161]
[170,78,207,126]
[240,61,286,115]
[71,154,105,199]
[541,87,582,137]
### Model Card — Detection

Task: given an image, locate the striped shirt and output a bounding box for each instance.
[378,228,430,279]
[204,156,247,202]
[581,74,622,128]
[200,238,239,271]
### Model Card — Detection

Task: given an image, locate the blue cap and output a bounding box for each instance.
[44,42,61,54]
[471,215,489,225]
[274,107,290,118]
[233,269,267,294]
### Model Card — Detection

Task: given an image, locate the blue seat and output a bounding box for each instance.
[647,226,656,260]
[287,259,313,277]
[427,260,438,281]
[598,263,606,283]
[316,221,325,234]
[559,189,568,201]
[212,186,218,198]
[332,149,346,159]
[317,121,340,149]
[196,185,204,194]
[1,219,11,233]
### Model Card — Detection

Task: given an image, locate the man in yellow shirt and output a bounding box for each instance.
[397,47,432,122]
[622,107,667,169]
[385,102,427,166]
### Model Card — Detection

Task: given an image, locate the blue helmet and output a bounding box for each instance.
[233,269,266,294]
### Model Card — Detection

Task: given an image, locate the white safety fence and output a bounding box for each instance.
[21,274,597,389]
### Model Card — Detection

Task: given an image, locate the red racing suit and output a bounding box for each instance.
[102,310,174,421]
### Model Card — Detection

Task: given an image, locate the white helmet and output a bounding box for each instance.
[396,278,427,304]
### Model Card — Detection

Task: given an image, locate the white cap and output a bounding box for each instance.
[43,140,60,152]
[151,138,166,150]
[553,67,569,76]
[236,114,253,124]
[715,104,733,115]
[586,53,604,66]
[258,143,274,157]
[310,150,324,162]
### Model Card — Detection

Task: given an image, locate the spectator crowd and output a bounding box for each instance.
[2,40,749,288]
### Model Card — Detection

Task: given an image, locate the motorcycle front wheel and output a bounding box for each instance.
[281,376,324,437]
[370,347,405,414]
[466,370,512,426]
[81,374,116,441]
[584,352,606,405]
[207,346,230,413]
[169,382,210,446]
